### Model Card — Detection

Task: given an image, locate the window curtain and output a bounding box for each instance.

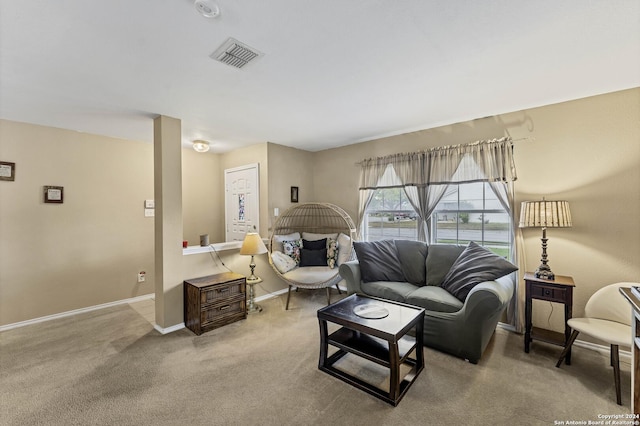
[357,137,517,234]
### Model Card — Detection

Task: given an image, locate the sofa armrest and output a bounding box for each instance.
[422,274,515,363]
[339,261,363,295]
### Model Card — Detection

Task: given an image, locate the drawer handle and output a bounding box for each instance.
[219,305,230,311]
[544,289,551,296]
[218,288,229,293]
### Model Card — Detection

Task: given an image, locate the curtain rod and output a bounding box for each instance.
[354,136,532,166]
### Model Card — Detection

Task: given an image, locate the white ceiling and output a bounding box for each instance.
[1,0,639,153]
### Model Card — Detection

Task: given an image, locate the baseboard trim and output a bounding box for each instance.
[154,322,185,335]
[495,323,632,364]
[0,293,155,332]
[0,287,295,333]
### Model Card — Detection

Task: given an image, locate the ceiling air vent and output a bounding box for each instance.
[210,38,262,69]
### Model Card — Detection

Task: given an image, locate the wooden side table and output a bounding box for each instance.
[524,272,575,362]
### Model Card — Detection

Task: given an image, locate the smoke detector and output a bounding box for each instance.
[195,0,220,18]
[210,37,262,69]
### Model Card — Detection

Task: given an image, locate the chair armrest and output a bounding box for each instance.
[339,261,362,294]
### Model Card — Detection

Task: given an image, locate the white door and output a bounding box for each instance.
[225,163,260,242]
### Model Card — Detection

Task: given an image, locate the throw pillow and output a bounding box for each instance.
[302,238,327,250]
[440,241,518,302]
[272,232,301,253]
[353,240,405,283]
[336,233,352,265]
[271,251,297,274]
[300,248,328,267]
[282,239,302,264]
[327,239,338,269]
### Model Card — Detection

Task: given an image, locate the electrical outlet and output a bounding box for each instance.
[137,271,146,283]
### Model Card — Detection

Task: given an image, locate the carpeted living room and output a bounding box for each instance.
[1,1,639,425]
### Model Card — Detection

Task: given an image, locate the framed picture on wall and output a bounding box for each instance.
[290,186,299,203]
[0,161,15,181]
[44,186,64,204]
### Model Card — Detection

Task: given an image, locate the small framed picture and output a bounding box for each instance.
[0,161,15,181]
[290,186,299,203]
[44,186,64,204]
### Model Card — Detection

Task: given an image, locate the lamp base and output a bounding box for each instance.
[534,265,555,281]
[246,276,263,314]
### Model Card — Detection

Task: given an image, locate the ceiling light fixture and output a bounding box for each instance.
[193,140,210,153]
[194,0,220,18]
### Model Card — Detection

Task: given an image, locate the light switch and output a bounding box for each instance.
[144,199,155,209]
[144,209,155,217]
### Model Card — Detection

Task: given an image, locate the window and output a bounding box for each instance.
[364,188,418,241]
[430,182,511,257]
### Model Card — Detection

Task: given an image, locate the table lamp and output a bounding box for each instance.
[519,199,572,280]
[240,232,268,313]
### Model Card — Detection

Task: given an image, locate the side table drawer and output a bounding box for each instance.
[531,284,566,303]
[201,279,245,305]
[201,294,246,325]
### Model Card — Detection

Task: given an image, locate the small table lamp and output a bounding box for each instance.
[519,199,572,280]
[240,232,268,313]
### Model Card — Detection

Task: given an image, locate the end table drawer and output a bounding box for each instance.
[201,279,244,305]
[531,284,566,303]
[201,294,246,325]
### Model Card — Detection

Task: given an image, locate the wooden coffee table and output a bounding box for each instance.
[317,294,425,406]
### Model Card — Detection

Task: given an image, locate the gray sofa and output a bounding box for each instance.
[338,240,515,364]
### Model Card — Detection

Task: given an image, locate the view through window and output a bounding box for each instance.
[431,182,511,258]
[364,183,511,257]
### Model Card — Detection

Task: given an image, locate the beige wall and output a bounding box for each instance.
[266,142,315,233]
[182,149,222,245]
[0,120,156,325]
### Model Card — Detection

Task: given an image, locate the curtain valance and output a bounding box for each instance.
[358,137,517,190]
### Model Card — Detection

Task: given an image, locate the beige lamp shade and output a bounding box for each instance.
[519,200,572,228]
[240,233,268,256]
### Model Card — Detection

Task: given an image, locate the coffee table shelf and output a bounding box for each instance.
[327,328,418,368]
[317,294,425,406]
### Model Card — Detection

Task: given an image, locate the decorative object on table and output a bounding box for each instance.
[199,234,209,246]
[43,186,64,203]
[353,303,389,319]
[519,198,572,280]
[0,161,15,181]
[557,282,636,405]
[290,186,298,203]
[240,232,268,313]
[192,139,210,152]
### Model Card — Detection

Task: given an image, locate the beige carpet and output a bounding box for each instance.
[0,290,630,425]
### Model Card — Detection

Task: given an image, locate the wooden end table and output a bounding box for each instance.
[524,272,575,362]
[317,294,425,406]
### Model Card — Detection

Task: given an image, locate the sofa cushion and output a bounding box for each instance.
[394,240,428,286]
[425,245,466,286]
[361,281,419,303]
[441,241,518,302]
[406,286,464,313]
[353,240,405,283]
[327,239,338,269]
